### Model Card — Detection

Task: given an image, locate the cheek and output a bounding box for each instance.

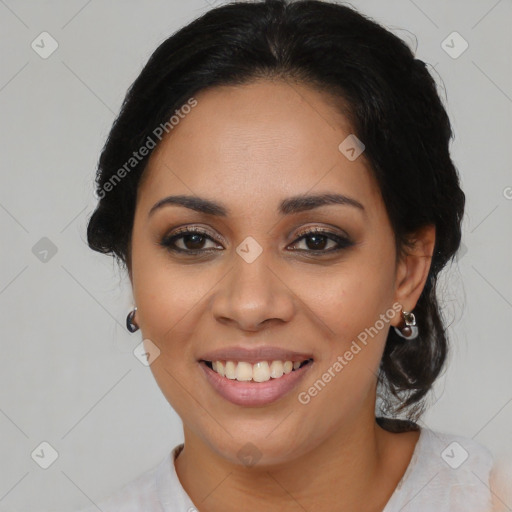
[305,257,396,344]
[131,259,211,414]
[298,249,396,406]
[131,250,213,343]
[296,273,395,428]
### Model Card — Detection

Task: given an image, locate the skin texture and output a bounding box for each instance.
[128,79,435,511]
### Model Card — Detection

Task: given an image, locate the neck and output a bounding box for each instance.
[174,409,404,512]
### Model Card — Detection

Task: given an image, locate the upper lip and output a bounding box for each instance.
[199,346,314,364]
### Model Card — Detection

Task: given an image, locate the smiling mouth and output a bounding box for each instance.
[200,358,313,383]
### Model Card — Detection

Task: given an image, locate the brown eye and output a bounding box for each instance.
[290,229,354,253]
[179,233,207,251]
[303,234,331,251]
[160,228,223,254]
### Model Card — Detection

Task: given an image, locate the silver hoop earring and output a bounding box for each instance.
[126,307,139,333]
[394,310,418,340]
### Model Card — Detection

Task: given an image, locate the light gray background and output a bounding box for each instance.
[1,0,511,510]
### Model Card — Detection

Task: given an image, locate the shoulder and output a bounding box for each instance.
[74,445,186,512]
[420,427,494,477]
[385,426,495,512]
[74,464,161,512]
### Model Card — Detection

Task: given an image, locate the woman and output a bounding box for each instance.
[79,1,502,510]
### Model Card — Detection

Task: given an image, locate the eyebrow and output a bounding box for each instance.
[148,193,365,218]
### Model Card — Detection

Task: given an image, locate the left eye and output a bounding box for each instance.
[289,230,353,252]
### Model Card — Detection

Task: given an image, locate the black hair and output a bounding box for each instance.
[87,0,465,422]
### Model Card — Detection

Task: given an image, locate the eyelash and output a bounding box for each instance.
[159,226,354,256]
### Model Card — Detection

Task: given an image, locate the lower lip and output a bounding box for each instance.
[199,361,313,407]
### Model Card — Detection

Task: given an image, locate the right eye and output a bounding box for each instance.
[159,227,224,254]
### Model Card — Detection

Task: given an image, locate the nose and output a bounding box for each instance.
[211,251,296,332]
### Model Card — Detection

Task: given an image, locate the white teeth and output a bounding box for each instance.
[269,360,284,379]
[208,359,310,382]
[236,362,253,381]
[216,361,225,377]
[253,361,270,382]
[225,361,236,379]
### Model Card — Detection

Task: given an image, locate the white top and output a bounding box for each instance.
[76,427,494,512]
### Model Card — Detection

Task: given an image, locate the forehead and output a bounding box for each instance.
[137,79,382,217]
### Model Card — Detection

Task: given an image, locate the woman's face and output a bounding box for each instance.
[130,79,412,466]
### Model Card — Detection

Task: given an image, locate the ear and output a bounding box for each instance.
[390,224,436,327]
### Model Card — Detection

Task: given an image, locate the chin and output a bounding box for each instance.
[200,426,313,469]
